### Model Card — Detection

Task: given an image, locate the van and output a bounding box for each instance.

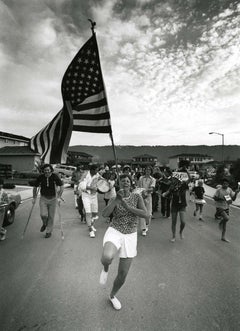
[53,164,76,177]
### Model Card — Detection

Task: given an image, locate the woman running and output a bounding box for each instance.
[99,174,149,310]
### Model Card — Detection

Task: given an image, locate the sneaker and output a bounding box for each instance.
[91,225,97,232]
[45,232,52,238]
[142,229,147,236]
[99,269,108,285]
[109,296,122,310]
[0,233,6,241]
[40,224,46,232]
[170,237,176,243]
[221,238,230,243]
[89,230,95,238]
[199,217,204,222]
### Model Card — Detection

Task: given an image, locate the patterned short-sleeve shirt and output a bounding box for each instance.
[111,192,140,234]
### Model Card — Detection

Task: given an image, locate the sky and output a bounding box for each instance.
[0,0,240,146]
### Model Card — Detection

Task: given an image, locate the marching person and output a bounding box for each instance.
[71,165,84,208]
[163,167,190,243]
[152,166,163,213]
[160,169,172,218]
[104,172,117,205]
[138,166,156,236]
[33,164,64,238]
[78,163,100,238]
[192,179,205,221]
[103,172,117,223]
[100,174,149,310]
[0,178,9,241]
[213,178,239,242]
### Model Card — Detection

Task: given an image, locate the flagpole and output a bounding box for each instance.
[88,19,121,182]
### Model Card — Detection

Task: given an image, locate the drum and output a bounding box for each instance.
[96,179,110,194]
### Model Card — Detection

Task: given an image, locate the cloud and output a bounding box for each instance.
[0,0,240,146]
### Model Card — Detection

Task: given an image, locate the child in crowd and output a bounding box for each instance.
[0,178,9,241]
[192,179,205,221]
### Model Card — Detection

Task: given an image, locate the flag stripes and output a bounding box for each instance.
[30,105,72,164]
[30,31,112,164]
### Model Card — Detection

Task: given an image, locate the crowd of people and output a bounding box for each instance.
[1,162,238,310]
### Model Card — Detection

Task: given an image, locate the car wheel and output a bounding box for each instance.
[3,204,15,226]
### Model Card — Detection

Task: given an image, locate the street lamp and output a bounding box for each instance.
[209,132,224,163]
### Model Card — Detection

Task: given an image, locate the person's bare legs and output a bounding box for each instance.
[179,210,186,239]
[101,241,118,272]
[171,211,178,242]
[110,258,133,298]
[220,211,229,242]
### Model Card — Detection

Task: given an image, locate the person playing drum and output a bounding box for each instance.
[78,163,101,238]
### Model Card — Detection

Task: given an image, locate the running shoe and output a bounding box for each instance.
[89,230,95,238]
[109,296,122,310]
[142,229,147,236]
[99,270,108,285]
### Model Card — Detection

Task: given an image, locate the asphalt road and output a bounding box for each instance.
[0,188,240,331]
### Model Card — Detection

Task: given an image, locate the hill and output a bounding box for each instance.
[68,145,240,164]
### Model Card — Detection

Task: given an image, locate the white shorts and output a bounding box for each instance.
[82,194,98,213]
[103,227,137,258]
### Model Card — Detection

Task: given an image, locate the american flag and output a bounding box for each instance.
[30,32,112,164]
[30,105,73,164]
[61,33,112,133]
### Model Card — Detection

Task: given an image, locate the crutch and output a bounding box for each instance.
[57,198,64,240]
[21,187,40,239]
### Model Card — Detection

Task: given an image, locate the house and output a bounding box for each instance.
[67,150,93,166]
[0,131,30,148]
[0,146,40,172]
[131,154,157,170]
[169,153,214,170]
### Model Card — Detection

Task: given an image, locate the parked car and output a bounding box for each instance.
[1,189,21,227]
[188,171,200,180]
[53,164,76,178]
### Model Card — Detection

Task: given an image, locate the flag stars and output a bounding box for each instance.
[84,59,89,64]
[74,73,78,77]
[81,73,85,78]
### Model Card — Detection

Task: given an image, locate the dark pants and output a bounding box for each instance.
[152,192,159,212]
[77,196,85,222]
[161,196,171,217]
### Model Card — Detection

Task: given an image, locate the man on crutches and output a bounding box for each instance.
[32,164,64,239]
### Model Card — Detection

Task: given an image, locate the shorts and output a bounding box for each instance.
[103,227,137,258]
[82,194,98,213]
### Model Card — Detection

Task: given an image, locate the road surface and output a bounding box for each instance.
[0,187,240,331]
